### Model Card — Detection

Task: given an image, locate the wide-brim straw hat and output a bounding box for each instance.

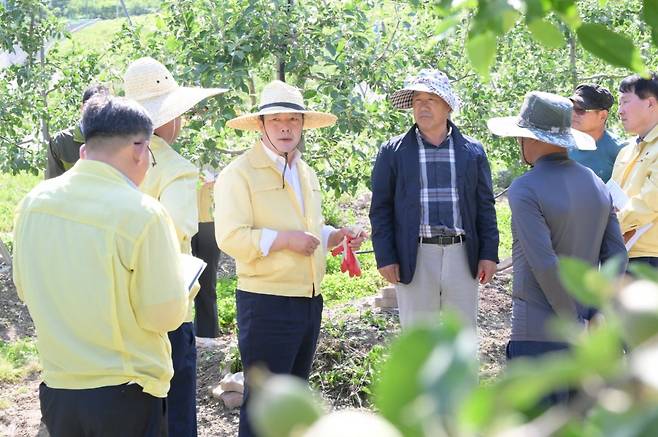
[227,80,337,131]
[390,69,461,112]
[124,57,228,128]
[487,91,595,151]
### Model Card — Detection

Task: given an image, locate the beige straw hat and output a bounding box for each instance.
[124,57,228,128]
[227,80,337,131]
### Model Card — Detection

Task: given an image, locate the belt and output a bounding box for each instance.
[419,235,465,245]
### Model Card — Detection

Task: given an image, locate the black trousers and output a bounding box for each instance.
[236,290,323,437]
[192,222,221,338]
[39,382,167,437]
[506,341,574,407]
[167,322,197,436]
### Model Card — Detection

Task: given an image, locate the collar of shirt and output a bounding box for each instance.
[73,159,138,188]
[416,126,453,148]
[261,140,302,169]
[637,123,658,145]
[534,152,569,167]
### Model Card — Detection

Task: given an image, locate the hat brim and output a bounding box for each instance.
[226,106,337,131]
[389,84,460,111]
[137,86,228,128]
[487,116,596,151]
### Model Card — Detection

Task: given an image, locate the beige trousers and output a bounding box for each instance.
[395,242,478,330]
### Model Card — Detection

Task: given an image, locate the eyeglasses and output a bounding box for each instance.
[572,106,601,115]
[134,140,157,167]
[147,146,157,167]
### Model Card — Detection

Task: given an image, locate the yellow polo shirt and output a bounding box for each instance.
[139,135,200,321]
[12,160,188,398]
[611,124,658,258]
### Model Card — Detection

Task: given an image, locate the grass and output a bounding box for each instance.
[496,200,512,260]
[56,14,158,56]
[0,172,41,249]
[0,339,40,383]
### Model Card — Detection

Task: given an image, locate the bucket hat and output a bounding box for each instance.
[390,69,461,111]
[124,57,227,128]
[487,91,595,150]
[226,80,337,131]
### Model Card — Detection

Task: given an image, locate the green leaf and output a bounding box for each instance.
[466,31,497,80]
[576,24,647,74]
[373,315,476,437]
[629,262,658,283]
[527,19,565,49]
[642,0,658,29]
[558,257,610,307]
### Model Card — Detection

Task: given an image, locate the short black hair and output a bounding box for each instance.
[81,95,153,142]
[571,84,614,110]
[619,72,658,100]
[82,84,110,105]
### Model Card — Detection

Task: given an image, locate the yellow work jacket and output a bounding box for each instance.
[139,135,200,321]
[611,124,658,258]
[214,141,327,296]
[13,160,188,397]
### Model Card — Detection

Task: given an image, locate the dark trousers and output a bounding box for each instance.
[167,322,197,436]
[506,340,573,407]
[628,256,658,272]
[236,290,323,437]
[192,222,221,338]
[39,382,167,437]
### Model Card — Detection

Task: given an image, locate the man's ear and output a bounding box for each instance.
[79,144,87,160]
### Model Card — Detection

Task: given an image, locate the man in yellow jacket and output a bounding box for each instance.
[215,80,366,437]
[124,57,227,436]
[13,95,188,436]
[611,73,658,268]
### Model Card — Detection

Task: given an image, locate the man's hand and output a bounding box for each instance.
[328,227,368,250]
[283,231,321,256]
[378,263,400,284]
[477,260,497,284]
[623,229,636,244]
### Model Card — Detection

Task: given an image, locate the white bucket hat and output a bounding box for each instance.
[390,69,461,111]
[227,80,337,131]
[487,91,595,151]
[123,57,228,128]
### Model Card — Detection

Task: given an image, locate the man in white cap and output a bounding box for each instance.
[488,91,627,405]
[369,69,499,332]
[14,95,188,436]
[124,57,227,436]
[215,80,366,437]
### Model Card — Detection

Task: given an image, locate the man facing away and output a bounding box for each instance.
[488,91,627,404]
[215,80,365,437]
[568,83,624,182]
[611,73,658,269]
[369,68,499,331]
[13,95,189,436]
[46,84,109,179]
[123,57,227,436]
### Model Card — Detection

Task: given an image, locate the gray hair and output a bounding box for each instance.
[81,95,153,142]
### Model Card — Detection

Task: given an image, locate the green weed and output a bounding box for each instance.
[496,201,512,260]
[0,339,39,383]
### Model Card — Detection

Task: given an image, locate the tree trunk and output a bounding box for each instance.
[39,37,49,146]
[119,0,133,27]
[568,31,578,89]
[277,0,294,82]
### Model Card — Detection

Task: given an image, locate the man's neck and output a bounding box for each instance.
[418,123,448,146]
[638,121,658,141]
[584,126,605,142]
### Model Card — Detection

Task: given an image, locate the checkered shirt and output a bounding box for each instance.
[417,127,464,237]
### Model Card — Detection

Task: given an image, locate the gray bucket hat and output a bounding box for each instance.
[487,91,595,150]
[390,69,461,111]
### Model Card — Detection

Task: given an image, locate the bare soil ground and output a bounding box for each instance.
[0,257,511,437]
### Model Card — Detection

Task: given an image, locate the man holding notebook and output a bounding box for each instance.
[611,73,658,267]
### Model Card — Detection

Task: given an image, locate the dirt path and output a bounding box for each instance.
[0,259,511,437]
